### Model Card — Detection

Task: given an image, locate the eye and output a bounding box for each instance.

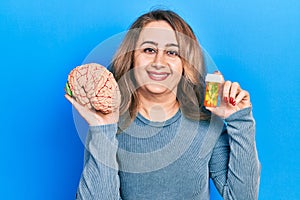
[167,50,179,57]
[143,48,157,54]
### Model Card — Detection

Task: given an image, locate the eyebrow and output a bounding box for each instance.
[140,41,179,48]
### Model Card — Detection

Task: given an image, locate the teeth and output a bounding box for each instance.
[149,73,168,78]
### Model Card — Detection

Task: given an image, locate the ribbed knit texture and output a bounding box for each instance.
[76,107,261,200]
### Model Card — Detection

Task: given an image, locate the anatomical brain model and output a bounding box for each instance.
[65,63,119,114]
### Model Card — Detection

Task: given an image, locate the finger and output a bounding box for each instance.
[222,81,231,103]
[235,90,250,105]
[64,94,85,112]
[229,82,240,106]
[205,106,216,113]
[65,93,98,122]
[65,93,75,104]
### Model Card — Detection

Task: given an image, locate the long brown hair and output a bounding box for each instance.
[111,9,210,130]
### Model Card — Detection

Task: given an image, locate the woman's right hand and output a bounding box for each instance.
[65,94,120,126]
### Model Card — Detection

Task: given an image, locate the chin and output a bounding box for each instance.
[143,84,176,95]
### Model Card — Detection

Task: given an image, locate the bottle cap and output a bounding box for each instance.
[205,74,223,83]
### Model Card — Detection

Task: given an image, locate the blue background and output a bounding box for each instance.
[0,0,299,199]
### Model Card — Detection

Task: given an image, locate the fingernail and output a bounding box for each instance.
[224,97,228,103]
[230,97,234,104]
[232,101,236,106]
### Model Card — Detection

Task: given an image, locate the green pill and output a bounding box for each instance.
[65,82,73,97]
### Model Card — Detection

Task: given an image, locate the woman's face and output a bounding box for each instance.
[133,20,183,97]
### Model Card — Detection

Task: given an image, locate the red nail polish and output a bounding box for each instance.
[224,97,228,103]
[230,97,234,104]
[232,101,236,106]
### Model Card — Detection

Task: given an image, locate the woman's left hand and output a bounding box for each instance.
[205,71,252,119]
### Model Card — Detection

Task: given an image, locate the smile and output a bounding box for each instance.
[147,71,170,81]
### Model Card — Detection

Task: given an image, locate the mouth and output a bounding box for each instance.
[147,71,170,81]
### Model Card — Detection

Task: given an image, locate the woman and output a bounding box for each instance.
[65,9,261,200]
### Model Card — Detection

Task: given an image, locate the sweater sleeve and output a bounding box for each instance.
[76,124,122,200]
[209,107,261,200]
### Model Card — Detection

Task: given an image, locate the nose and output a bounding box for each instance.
[152,49,166,69]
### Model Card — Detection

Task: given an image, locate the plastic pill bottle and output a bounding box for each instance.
[204,74,223,107]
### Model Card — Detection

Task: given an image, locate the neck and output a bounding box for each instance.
[137,90,180,122]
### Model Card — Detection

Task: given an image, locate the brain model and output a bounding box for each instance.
[65,63,119,114]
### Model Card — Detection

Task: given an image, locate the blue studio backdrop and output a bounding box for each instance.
[0,1,299,199]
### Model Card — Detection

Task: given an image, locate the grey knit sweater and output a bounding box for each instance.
[76,107,261,200]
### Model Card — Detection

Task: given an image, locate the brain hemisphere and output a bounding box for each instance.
[67,63,119,113]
